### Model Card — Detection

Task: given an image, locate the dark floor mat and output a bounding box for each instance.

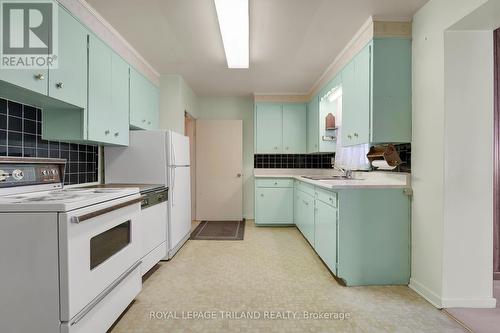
[190,220,245,240]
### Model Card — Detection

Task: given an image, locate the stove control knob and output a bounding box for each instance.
[0,170,8,181]
[12,169,24,181]
[41,170,48,176]
[51,169,58,175]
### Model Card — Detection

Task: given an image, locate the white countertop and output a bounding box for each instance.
[254,169,410,189]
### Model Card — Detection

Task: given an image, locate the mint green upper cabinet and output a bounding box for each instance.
[282,103,306,153]
[0,69,48,97]
[255,103,283,153]
[314,199,338,274]
[0,27,48,96]
[371,38,412,144]
[341,60,356,145]
[341,38,411,147]
[88,34,113,143]
[255,187,294,225]
[307,96,319,153]
[110,53,130,145]
[130,68,159,130]
[351,42,371,146]
[255,102,307,154]
[48,6,87,108]
[149,85,160,129]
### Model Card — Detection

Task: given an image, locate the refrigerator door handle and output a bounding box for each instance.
[171,140,176,167]
[171,167,175,206]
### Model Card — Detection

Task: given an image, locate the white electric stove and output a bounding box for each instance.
[0,157,143,333]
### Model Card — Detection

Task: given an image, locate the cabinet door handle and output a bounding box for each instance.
[56,82,64,89]
[142,119,146,123]
[105,130,110,135]
[148,121,151,125]
[285,147,289,150]
[34,73,45,80]
[237,173,242,178]
[303,200,309,206]
[274,182,278,185]
[260,194,264,197]
[114,132,119,137]
[354,133,358,138]
[274,146,278,150]
[348,135,352,139]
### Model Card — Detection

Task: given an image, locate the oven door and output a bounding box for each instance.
[58,195,142,322]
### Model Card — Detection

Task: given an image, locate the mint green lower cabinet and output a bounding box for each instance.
[336,189,410,286]
[296,190,315,246]
[314,199,338,274]
[255,187,294,225]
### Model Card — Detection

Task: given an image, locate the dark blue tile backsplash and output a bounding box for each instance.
[0,98,99,185]
[254,154,335,169]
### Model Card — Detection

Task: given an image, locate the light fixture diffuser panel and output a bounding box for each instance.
[214,0,249,69]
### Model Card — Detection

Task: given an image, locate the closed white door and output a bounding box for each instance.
[196,120,243,221]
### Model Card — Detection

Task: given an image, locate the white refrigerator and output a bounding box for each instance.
[104,130,192,259]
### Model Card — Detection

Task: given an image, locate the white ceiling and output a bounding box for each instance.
[85,0,428,96]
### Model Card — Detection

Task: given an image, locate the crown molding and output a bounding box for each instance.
[253,94,310,103]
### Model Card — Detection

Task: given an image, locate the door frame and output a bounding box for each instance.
[185,111,196,221]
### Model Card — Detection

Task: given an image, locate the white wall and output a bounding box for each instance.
[197,97,255,219]
[442,30,495,307]
[159,75,199,134]
[412,0,496,308]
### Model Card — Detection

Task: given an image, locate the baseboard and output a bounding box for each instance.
[442,297,497,308]
[409,278,443,308]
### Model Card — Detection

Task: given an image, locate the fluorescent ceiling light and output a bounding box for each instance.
[214,0,249,69]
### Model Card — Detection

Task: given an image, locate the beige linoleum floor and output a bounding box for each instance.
[110,221,466,333]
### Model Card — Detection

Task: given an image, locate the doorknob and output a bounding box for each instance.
[237,173,242,177]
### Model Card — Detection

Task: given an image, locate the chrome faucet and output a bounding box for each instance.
[334,166,354,179]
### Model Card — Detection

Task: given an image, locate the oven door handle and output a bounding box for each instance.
[71,197,143,224]
[70,261,142,326]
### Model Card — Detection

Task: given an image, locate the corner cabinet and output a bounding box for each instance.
[255,178,294,225]
[254,103,306,154]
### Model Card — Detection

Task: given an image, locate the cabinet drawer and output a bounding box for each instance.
[315,187,337,207]
[296,181,315,196]
[255,178,293,188]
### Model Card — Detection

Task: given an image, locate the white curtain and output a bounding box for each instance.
[334,127,371,170]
